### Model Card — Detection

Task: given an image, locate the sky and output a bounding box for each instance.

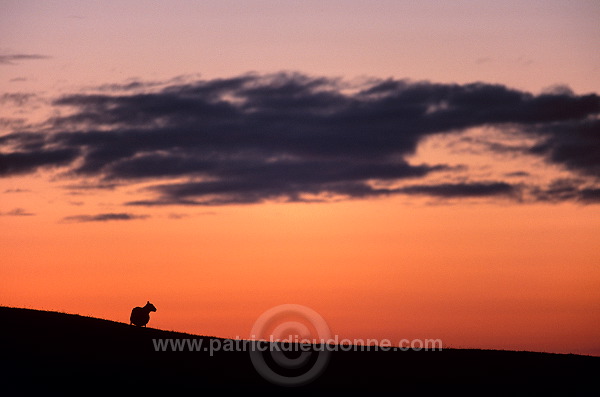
[1,0,599,356]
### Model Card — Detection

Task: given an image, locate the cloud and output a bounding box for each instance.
[579,188,600,203]
[528,119,600,177]
[3,188,31,193]
[529,179,600,204]
[0,117,27,130]
[398,182,519,198]
[1,72,599,205]
[122,159,444,205]
[61,213,149,222]
[0,53,51,65]
[504,171,530,178]
[0,93,37,106]
[0,148,79,176]
[167,211,216,219]
[61,182,120,191]
[0,208,35,216]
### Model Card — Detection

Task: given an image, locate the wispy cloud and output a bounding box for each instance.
[0,208,35,216]
[61,213,149,222]
[0,93,38,106]
[0,53,51,65]
[3,188,31,193]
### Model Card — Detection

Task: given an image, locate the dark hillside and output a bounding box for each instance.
[1,306,597,395]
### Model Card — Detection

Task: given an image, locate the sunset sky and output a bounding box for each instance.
[1,0,599,356]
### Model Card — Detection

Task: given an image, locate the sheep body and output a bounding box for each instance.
[130,301,157,327]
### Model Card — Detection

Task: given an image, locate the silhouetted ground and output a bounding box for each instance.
[1,306,597,395]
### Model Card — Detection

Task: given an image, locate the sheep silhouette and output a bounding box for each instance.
[130,301,157,327]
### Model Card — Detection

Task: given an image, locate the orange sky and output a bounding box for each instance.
[2,179,599,355]
[1,1,599,356]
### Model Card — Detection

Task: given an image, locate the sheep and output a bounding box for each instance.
[130,301,157,327]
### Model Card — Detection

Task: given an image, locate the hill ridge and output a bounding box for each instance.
[1,306,597,394]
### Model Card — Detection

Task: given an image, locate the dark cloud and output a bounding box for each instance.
[61,182,120,191]
[1,72,599,205]
[528,119,600,177]
[122,158,443,205]
[579,188,600,203]
[128,180,520,206]
[398,182,519,199]
[0,53,50,65]
[504,171,530,178]
[0,148,79,176]
[529,179,600,204]
[61,213,149,222]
